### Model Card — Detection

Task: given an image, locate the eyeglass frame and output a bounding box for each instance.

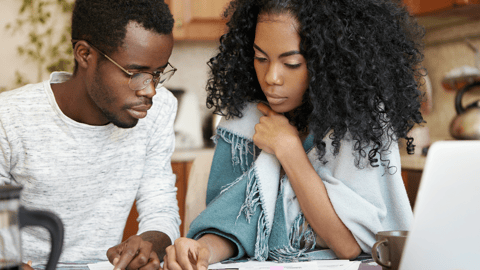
[72,39,177,91]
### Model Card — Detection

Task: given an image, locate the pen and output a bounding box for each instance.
[188,250,197,266]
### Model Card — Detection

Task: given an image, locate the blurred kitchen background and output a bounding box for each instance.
[1,0,480,211]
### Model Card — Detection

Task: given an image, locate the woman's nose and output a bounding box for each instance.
[265,63,283,86]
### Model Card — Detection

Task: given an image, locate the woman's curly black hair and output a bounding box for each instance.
[206,0,426,168]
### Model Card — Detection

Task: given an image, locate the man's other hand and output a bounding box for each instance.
[107,235,160,270]
[22,260,34,270]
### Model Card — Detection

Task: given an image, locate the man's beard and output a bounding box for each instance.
[92,71,139,129]
[102,108,138,129]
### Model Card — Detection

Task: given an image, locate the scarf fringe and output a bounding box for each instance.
[217,128,254,173]
[236,169,261,222]
[269,214,316,262]
[218,127,313,262]
[291,214,316,250]
[254,211,269,261]
[234,167,269,261]
[269,246,307,262]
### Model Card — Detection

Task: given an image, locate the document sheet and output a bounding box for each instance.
[87,259,361,270]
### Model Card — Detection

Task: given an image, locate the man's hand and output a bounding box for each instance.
[107,235,161,270]
[22,260,34,270]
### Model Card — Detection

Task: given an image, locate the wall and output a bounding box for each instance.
[0,0,38,89]
[421,19,480,140]
[164,40,219,122]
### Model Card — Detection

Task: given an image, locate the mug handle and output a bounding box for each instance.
[19,206,64,270]
[372,238,391,268]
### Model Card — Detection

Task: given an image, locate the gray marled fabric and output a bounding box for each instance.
[0,72,180,266]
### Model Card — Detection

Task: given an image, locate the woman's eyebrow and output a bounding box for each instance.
[253,43,301,58]
[253,43,267,55]
[279,50,301,58]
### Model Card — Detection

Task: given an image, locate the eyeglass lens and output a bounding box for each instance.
[129,70,175,91]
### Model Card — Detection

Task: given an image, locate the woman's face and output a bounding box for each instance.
[253,13,309,114]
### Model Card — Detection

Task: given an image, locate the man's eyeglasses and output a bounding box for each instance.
[83,40,177,91]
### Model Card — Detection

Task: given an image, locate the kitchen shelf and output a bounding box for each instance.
[166,0,230,41]
[414,4,480,31]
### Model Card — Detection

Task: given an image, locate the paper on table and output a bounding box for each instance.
[87,261,113,270]
[208,260,360,270]
[87,259,361,270]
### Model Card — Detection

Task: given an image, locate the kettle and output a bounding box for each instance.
[0,185,64,270]
[449,81,480,140]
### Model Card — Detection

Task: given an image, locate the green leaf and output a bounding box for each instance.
[14,71,30,87]
[47,58,72,72]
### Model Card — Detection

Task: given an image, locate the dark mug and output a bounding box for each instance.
[371,230,408,270]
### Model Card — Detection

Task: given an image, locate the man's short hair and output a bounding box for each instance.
[71,0,174,55]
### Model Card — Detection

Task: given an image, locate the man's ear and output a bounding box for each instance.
[73,40,94,70]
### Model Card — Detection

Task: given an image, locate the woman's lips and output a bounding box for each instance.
[266,95,287,105]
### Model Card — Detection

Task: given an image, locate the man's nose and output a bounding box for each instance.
[137,82,157,99]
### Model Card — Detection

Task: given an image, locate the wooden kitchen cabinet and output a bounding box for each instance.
[165,0,230,40]
[401,169,423,210]
[171,161,193,237]
[403,0,480,15]
[122,161,193,241]
[402,0,480,31]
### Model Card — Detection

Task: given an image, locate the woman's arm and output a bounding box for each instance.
[254,103,361,259]
[198,234,237,264]
[276,138,361,259]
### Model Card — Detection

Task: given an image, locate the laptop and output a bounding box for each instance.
[399,140,480,270]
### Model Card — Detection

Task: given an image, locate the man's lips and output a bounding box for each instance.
[130,104,152,112]
[127,104,152,119]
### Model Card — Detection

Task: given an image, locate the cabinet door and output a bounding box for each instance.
[401,169,423,209]
[403,0,480,15]
[171,162,186,236]
[166,0,230,40]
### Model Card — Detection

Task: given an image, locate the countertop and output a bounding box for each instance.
[400,153,426,171]
[174,147,429,170]
[172,138,449,170]
[171,147,215,162]
[400,137,453,171]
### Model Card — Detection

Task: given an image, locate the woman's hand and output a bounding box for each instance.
[162,234,236,270]
[162,237,210,270]
[254,103,301,156]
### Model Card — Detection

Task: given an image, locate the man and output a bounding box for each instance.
[0,0,180,269]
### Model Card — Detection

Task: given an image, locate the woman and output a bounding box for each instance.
[163,0,424,268]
